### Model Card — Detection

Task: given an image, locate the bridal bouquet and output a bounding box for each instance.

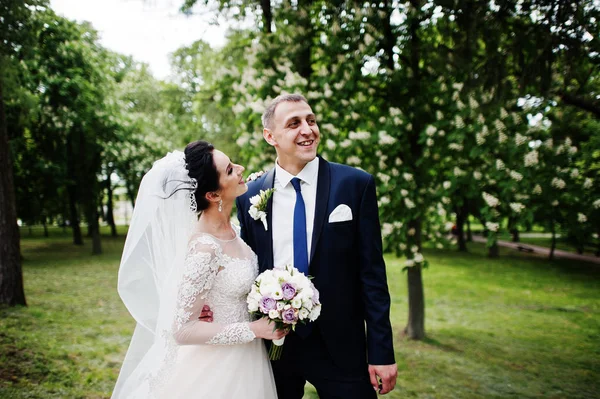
[247,265,321,360]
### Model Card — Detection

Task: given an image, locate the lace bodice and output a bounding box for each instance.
[172,227,259,346]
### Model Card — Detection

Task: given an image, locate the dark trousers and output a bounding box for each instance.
[270,327,376,399]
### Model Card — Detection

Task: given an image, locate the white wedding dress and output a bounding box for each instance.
[119,229,277,399]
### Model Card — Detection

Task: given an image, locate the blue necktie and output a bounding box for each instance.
[291,177,309,274]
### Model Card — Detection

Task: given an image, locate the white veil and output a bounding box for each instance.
[112,150,197,398]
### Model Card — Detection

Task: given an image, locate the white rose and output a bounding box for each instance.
[291,298,302,308]
[268,309,280,319]
[309,305,322,321]
[299,308,310,320]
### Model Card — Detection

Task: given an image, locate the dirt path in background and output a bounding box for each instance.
[472,236,600,265]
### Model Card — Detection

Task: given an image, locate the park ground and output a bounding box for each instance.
[0,227,598,398]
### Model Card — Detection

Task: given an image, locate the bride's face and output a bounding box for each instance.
[212,150,247,201]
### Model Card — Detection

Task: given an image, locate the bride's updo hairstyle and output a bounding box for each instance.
[184,140,220,212]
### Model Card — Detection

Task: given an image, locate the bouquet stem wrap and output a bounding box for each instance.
[269,337,286,360]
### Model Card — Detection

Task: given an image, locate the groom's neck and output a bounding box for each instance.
[276,158,310,177]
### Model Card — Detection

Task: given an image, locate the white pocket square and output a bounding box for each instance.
[328,204,353,223]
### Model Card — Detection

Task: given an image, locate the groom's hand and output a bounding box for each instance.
[198,305,213,322]
[368,364,397,395]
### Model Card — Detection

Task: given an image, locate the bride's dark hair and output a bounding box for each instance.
[184,140,220,212]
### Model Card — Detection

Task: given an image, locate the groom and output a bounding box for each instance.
[234,93,397,398]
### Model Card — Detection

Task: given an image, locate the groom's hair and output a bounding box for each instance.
[262,93,308,129]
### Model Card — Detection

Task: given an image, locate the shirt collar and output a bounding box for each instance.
[275,157,320,189]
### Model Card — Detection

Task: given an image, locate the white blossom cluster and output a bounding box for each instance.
[498,131,508,143]
[449,143,464,151]
[404,198,416,209]
[577,213,587,223]
[346,156,361,165]
[482,192,500,207]
[524,151,539,167]
[378,131,396,145]
[510,202,525,213]
[515,133,528,146]
[476,132,486,145]
[496,159,505,170]
[532,184,542,194]
[455,115,465,128]
[583,178,593,189]
[594,199,600,209]
[469,96,479,109]
[454,167,466,177]
[494,119,506,132]
[426,125,437,136]
[570,169,579,179]
[510,170,523,181]
[473,171,482,180]
[500,108,509,119]
[377,172,391,184]
[551,178,566,190]
[405,252,425,267]
[349,131,371,140]
[485,222,499,232]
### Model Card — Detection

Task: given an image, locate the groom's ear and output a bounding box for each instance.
[263,128,277,147]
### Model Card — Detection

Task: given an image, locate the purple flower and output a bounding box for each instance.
[281,283,296,300]
[282,308,298,324]
[259,296,277,313]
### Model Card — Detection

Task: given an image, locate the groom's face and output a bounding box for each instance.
[264,100,320,172]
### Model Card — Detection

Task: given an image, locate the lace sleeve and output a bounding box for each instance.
[172,235,256,346]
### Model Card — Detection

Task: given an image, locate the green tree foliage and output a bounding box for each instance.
[175,0,599,339]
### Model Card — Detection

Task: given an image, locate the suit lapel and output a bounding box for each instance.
[310,157,330,264]
[259,168,275,271]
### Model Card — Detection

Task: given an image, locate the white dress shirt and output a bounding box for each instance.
[272,157,319,269]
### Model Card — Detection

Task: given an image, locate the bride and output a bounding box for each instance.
[112,140,286,398]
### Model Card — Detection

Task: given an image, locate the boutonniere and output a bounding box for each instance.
[248,188,275,231]
[246,170,266,182]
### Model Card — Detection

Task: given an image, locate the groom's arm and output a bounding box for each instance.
[356,175,397,392]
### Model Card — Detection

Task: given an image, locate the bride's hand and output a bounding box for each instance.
[250,318,289,341]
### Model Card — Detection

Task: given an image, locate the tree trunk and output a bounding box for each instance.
[67,186,83,245]
[42,218,48,237]
[511,228,520,242]
[466,215,473,242]
[404,218,425,339]
[455,202,468,251]
[0,77,27,306]
[488,241,499,258]
[106,177,117,237]
[66,134,83,245]
[403,3,426,340]
[87,203,102,255]
[405,264,425,339]
[259,0,272,33]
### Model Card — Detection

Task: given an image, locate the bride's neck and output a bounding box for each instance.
[197,206,233,236]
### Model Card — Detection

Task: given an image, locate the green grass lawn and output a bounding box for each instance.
[1,232,599,398]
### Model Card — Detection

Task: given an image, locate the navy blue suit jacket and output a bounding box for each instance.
[236,157,395,371]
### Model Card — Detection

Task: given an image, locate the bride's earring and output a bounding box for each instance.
[218,199,223,213]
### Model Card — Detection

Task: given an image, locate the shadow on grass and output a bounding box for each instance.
[421,336,464,353]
